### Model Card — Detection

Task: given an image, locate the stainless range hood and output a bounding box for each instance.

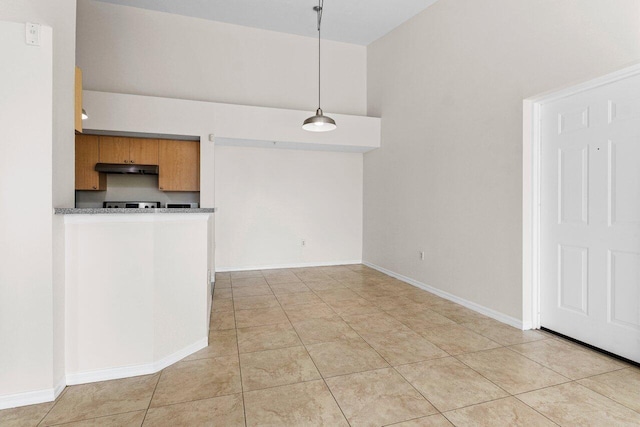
[94,163,159,175]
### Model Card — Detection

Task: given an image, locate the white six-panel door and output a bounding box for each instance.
[540,73,640,363]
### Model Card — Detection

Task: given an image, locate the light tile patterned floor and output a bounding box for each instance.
[2,264,640,426]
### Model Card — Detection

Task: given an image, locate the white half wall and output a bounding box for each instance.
[76,0,367,116]
[215,146,363,271]
[365,0,640,321]
[64,214,210,383]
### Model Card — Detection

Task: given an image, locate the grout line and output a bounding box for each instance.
[337,302,443,416]
[381,415,438,427]
[140,390,245,411]
[215,281,249,427]
[306,274,445,422]
[231,305,249,427]
[577,370,640,415]
[438,394,561,426]
[333,272,478,422]
[140,370,163,425]
[273,281,353,426]
[547,378,640,417]
[36,374,164,427]
[499,344,593,381]
[35,388,65,427]
[240,377,329,395]
[451,350,565,395]
[510,395,563,427]
[325,272,567,425]
[44,409,151,427]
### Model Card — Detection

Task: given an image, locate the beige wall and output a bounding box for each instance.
[76,0,366,115]
[365,0,640,321]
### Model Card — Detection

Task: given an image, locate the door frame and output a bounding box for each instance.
[522,62,640,330]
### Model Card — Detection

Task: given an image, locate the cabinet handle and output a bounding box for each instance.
[92,186,97,190]
[159,187,164,190]
[130,160,135,163]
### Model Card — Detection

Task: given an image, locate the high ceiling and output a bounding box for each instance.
[92,0,440,45]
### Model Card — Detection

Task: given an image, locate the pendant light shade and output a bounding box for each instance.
[303,1,336,132]
[302,108,336,132]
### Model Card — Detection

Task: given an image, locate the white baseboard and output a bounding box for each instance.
[363,262,526,330]
[216,259,363,273]
[66,337,208,385]
[0,376,67,410]
[54,377,66,399]
[0,387,55,411]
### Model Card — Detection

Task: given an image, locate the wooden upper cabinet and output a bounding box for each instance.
[99,137,159,165]
[75,67,83,133]
[130,138,159,165]
[158,140,200,192]
[99,136,130,164]
[75,136,198,192]
[76,134,106,190]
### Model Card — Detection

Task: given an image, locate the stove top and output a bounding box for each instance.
[103,201,161,209]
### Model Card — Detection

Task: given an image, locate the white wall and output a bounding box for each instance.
[82,89,376,272]
[1,0,76,408]
[365,0,640,322]
[75,175,200,208]
[1,0,78,208]
[81,90,378,212]
[76,0,367,116]
[76,1,371,273]
[215,146,363,270]
[0,21,54,406]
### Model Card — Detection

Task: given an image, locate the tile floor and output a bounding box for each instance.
[2,264,640,426]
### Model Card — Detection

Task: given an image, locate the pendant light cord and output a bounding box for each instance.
[317,0,324,110]
[302,0,335,131]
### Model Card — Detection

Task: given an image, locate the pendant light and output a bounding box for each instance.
[303,0,336,132]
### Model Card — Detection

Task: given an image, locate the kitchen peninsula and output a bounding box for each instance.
[56,88,377,386]
[56,209,215,384]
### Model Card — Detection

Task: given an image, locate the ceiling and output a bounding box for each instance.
[92,0,440,45]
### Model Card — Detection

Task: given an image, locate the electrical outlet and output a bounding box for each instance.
[26,23,40,46]
[419,251,425,260]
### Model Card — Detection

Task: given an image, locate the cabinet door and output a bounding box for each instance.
[99,136,130,164]
[129,138,159,165]
[158,140,200,191]
[75,135,106,190]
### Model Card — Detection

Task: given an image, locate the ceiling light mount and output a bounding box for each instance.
[303,0,336,132]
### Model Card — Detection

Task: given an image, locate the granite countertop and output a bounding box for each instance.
[55,208,216,215]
